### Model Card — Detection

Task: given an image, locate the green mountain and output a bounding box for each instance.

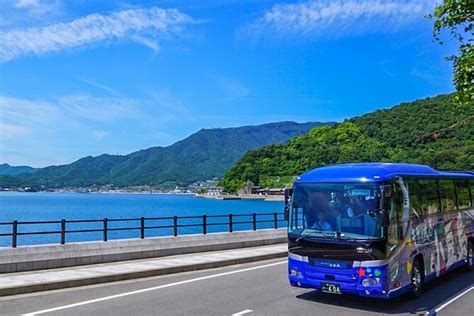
[220,94,474,193]
[1,121,330,189]
[0,164,37,175]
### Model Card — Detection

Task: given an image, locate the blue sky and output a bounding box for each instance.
[0,0,456,167]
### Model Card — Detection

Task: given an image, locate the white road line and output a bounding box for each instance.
[434,286,474,314]
[232,309,253,316]
[22,260,287,316]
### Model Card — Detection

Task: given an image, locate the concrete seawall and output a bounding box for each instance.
[0,229,287,273]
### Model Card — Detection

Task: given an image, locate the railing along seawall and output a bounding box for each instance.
[0,212,286,248]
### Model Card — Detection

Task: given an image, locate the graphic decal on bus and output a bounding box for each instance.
[287,163,473,299]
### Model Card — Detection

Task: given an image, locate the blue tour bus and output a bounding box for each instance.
[285,163,473,298]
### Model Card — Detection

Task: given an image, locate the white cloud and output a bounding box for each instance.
[14,0,60,17]
[0,123,29,138]
[93,130,110,139]
[57,95,141,122]
[0,93,194,165]
[15,0,39,9]
[0,96,63,136]
[0,6,196,62]
[0,92,193,142]
[0,95,137,142]
[248,0,435,39]
[215,75,251,101]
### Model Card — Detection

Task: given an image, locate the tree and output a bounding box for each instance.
[196,187,207,195]
[431,0,474,103]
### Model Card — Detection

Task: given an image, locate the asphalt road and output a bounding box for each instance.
[0,258,472,316]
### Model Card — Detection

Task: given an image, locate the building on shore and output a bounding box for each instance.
[206,187,225,196]
[253,188,285,196]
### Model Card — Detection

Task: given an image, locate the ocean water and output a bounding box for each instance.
[0,192,284,247]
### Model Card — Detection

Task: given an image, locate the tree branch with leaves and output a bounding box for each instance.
[431,0,474,103]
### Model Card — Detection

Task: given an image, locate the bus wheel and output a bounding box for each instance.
[409,259,424,298]
[465,240,473,272]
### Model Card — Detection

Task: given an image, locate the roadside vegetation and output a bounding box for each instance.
[220,94,474,193]
[431,0,473,103]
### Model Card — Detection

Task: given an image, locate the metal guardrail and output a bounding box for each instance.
[0,212,286,248]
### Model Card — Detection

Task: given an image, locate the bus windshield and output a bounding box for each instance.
[289,182,384,240]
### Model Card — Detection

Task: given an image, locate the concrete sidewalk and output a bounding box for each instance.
[0,244,287,297]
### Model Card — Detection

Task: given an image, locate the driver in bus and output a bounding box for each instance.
[345,195,366,218]
[311,211,333,231]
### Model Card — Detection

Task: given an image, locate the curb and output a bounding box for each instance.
[0,250,288,297]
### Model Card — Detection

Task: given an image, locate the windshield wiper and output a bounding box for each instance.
[294,230,326,242]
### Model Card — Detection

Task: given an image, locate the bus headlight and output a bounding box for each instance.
[361,278,381,287]
[290,269,303,278]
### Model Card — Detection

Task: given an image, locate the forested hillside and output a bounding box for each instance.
[220,94,474,193]
[0,164,37,175]
[0,121,328,189]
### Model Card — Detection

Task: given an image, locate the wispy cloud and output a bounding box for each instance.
[93,130,110,140]
[213,75,251,101]
[0,96,63,138]
[14,0,60,17]
[0,92,193,142]
[15,0,39,9]
[248,0,435,39]
[0,92,194,165]
[57,95,141,122]
[130,34,161,52]
[79,78,120,95]
[0,6,197,62]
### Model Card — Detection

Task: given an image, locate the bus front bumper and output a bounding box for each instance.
[288,256,403,299]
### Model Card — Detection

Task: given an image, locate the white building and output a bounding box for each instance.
[206,187,224,196]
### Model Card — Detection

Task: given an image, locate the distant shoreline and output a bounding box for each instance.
[194,193,284,202]
[0,191,195,196]
[0,191,285,202]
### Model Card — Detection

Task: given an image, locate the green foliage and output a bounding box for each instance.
[220,94,474,193]
[196,187,207,194]
[0,175,26,188]
[0,121,327,189]
[431,0,474,103]
[259,175,295,188]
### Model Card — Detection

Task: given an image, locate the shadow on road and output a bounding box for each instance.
[296,267,473,314]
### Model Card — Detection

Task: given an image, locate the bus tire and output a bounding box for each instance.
[409,259,424,298]
[465,239,473,272]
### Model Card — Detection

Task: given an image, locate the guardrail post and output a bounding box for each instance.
[229,214,233,232]
[60,219,66,244]
[173,216,178,236]
[103,218,108,242]
[274,212,278,229]
[12,220,18,248]
[252,213,257,231]
[203,215,207,234]
[140,217,145,239]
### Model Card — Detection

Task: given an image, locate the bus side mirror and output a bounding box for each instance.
[284,188,292,221]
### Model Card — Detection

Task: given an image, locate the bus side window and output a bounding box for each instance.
[455,180,471,210]
[439,179,457,212]
[418,179,440,215]
[407,179,424,216]
[387,181,403,254]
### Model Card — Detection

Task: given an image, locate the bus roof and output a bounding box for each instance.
[295,163,474,183]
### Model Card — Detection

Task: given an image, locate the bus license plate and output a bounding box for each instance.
[321,283,341,294]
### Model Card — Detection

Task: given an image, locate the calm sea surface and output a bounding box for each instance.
[0,192,284,247]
